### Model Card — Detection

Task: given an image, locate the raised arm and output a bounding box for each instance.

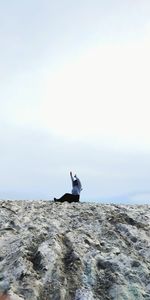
[70,171,74,184]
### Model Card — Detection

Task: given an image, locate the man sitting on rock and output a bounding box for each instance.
[54,171,82,203]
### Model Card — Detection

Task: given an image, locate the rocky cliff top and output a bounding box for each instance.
[0,200,150,300]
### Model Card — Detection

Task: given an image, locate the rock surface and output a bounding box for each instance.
[0,200,150,300]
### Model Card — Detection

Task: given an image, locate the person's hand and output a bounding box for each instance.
[70,171,72,176]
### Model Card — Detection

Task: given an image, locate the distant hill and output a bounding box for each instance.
[95,191,150,204]
[127,192,150,204]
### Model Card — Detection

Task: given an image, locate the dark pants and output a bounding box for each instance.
[54,193,80,203]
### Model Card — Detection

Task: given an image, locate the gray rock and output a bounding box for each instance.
[0,200,150,300]
[0,279,10,293]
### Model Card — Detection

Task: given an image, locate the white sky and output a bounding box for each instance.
[0,0,150,202]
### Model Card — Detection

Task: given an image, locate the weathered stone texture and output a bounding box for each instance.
[0,201,150,300]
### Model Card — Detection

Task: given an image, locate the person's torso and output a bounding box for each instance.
[72,186,81,195]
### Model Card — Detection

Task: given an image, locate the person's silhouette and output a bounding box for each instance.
[54,171,82,203]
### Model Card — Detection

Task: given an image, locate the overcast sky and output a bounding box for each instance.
[0,0,150,203]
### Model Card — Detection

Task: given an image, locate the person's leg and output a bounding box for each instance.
[54,193,72,202]
[73,195,80,202]
[54,194,80,203]
[65,194,80,203]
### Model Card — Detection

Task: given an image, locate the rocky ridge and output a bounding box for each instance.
[0,200,150,300]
